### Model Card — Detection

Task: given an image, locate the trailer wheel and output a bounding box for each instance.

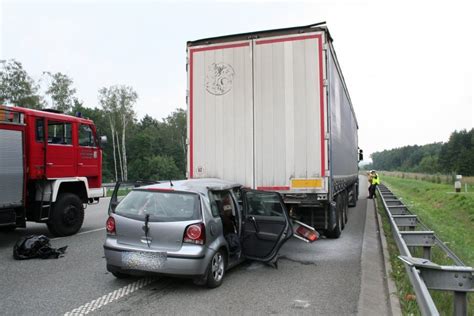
[47,193,84,237]
[326,195,342,239]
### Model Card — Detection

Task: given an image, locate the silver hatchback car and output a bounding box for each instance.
[104,178,317,288]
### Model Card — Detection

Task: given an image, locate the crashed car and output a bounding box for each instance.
[103,178,317,288]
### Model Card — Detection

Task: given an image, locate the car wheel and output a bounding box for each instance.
[206,250,226,288]
[47,193,84,237]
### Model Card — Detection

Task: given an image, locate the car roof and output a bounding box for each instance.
[137,178,241,196]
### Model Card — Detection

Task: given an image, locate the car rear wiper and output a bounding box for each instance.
[143,213,151,248]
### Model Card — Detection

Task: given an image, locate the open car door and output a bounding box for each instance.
[241,189,293,262]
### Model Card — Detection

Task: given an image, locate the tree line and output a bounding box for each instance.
[1,59,186,182]
[367,129,474,176]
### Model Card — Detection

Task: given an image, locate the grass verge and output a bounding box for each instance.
[375,175,474,315]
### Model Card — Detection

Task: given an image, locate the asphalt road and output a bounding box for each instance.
[0,177,383,315]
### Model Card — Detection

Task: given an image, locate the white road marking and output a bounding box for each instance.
[51,228,105,241]
[64,278,154,315]
[293,300,311,309]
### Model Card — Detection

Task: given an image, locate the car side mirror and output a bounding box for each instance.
[358,149,364,162]
[100,135,107,145]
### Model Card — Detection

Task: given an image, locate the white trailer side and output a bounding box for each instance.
[187,23,360,237]
[327,41,359,194]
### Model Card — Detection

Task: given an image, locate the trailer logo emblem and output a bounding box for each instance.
[206,63,235,96]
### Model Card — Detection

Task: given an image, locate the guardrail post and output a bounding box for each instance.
[399,256,473,316]
[400,231,435,260]
[423,247,431,261]
[454,291,467,316]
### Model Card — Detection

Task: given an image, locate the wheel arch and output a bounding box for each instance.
[57,182,88,203]
[218,246,229,267]
[50,178,89,203]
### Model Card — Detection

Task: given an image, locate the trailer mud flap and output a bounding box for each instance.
[328,201,337,230]
[291,219,319,243]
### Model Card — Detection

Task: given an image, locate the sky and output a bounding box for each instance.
[1,0,473,161]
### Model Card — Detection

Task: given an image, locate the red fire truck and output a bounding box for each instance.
[0,105,106,236]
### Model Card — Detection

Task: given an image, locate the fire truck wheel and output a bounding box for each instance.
[47,193,84,237]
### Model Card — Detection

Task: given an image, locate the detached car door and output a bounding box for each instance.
[241,189,293,262]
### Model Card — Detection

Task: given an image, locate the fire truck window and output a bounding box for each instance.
[48,121,72,145]
[79,124,96,147]
[36,119,44,142]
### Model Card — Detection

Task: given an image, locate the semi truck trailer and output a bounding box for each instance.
[186,22,362,238]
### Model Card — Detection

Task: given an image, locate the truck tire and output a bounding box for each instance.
[326,197,342,239]
[47,193,84,237]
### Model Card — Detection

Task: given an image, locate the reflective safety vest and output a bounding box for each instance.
[372,174,380,185]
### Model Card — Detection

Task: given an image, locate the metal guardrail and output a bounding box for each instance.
[103,181,162,189]
[377,184,473,316]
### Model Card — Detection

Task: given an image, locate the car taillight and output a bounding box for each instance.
[183,223,205,245]
[106,216,116,235]
[296,225,318,242]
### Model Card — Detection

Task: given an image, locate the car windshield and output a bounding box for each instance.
[115,190,200,222]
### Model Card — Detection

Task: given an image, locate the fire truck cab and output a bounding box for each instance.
[0,105,106,236]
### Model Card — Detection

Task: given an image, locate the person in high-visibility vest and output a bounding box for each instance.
[368,170,380,199]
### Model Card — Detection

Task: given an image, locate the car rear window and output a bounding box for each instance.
[115,190,201,222]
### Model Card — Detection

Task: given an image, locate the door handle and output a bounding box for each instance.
[78,163,84,166]
[46,163,53,166]
[248,216,259,233]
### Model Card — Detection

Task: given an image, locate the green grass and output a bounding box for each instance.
[106,188,133,197]
[375,175,474,315]
[382,171,474,188]
[381,174,474,266]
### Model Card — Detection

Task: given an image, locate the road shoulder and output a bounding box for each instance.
[357,198,401,316]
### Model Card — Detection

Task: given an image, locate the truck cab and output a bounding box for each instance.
[0,105,106,236]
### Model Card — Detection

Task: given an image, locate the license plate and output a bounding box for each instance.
[122,251,167,271]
